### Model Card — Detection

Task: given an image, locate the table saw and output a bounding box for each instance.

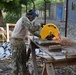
[28,23,76,75]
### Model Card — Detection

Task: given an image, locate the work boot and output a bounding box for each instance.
[23,69,31,75]
[23,72,31,75]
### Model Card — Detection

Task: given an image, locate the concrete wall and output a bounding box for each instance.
[50,3,56,19]
[50,2,63,20]
[68,0,76,24]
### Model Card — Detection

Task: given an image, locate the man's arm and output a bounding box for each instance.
[22,17,41,37]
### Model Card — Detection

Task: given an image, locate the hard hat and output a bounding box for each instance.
[27,9,39,17]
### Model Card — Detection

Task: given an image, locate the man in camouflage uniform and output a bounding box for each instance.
[10,9,40,75]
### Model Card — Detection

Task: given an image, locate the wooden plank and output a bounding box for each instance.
[28,36,76,60]
[36,40,60,46]
[48,45,62,52]
[30,41,39,75]
[46,64,55,75]
[46,58,76,67]
[42,64,47,75]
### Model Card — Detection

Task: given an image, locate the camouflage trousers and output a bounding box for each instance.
[10,38,31,75]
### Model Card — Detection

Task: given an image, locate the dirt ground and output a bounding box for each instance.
[1,57,76,75]
[0,58,42,75]
[0,59,12,75]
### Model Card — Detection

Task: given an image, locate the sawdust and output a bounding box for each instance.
[60,38,76,47]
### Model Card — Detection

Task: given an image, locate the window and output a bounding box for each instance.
[72,2,76,10]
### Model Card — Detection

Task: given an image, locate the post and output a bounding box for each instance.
[44,0,46,24]
[65,0,68,37]
[6,23,15,42]
[6,23,9,42]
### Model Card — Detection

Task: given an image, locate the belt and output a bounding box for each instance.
[12,38,23,41]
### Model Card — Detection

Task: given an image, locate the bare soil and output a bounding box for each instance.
[0,59,12,75]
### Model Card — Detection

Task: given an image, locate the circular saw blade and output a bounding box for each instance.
[40,23,59,40]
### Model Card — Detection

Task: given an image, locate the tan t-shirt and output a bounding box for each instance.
[11,16,40,39]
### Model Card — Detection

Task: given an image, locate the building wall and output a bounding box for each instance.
[50,2,63,20]
[50,3,56,19]
[68,0,76,24]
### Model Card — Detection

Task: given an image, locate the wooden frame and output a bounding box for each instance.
[28,36,76,75]
[6,23,15,42]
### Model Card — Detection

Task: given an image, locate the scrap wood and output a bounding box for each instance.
[60,37,76,47]
[48,45,62,52]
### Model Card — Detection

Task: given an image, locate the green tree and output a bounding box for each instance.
[0,0,33,27]
[4,12,20,25]
[35,0,64,10]
[0,0,20,26]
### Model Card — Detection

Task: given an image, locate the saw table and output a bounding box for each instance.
[28,36,76,75]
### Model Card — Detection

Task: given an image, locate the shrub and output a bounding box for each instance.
[4,12,20,26]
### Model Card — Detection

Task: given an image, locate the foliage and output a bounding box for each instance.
[4,12,20,26]
[0,0,33,26]
[20,0,32,5]
[0,0,64,13]
[0,0,33,13]
[0,0,64,27]
[35,0,64,10]
[0,0,20,12]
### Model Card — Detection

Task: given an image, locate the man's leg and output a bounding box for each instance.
[10,39,21,75]
[21,44,31,75]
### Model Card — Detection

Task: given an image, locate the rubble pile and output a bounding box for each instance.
[0,42,12,60]
[55,66,76,75]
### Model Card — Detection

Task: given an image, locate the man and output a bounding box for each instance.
[10,9,40,75]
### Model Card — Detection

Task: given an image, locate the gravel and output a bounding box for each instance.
[55,66,76,75]
[0,19,76,75]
